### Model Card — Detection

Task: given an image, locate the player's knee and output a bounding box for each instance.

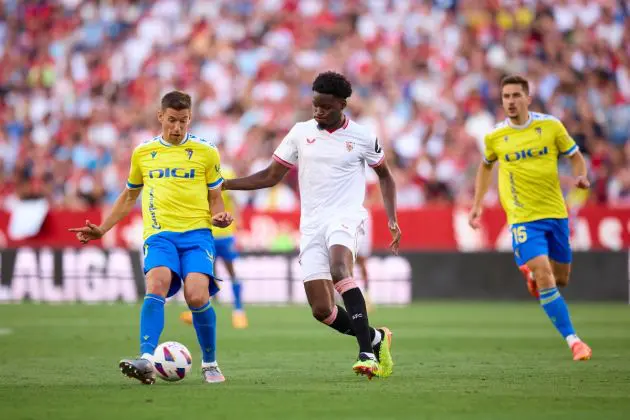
[183,273,211,308]
[311,302,333,322]
[532,265,555,289]
[330,261,351,282]
[184,287,209,309]
[145,267,171,296]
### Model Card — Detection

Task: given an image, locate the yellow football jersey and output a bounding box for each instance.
[483,112,578,225]
[126,134,223,240]
[212,166,237,238]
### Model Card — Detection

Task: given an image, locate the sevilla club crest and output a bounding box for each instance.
[345,141,354,152]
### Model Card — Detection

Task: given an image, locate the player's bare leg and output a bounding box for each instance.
[305,279,338,327]
[356,255,373,313]
[184,273,224,383]
[550,260,571,288]
[520,259,569,299]
[224,259,248,329]
[120,266,170,385]
[527,255,591,360]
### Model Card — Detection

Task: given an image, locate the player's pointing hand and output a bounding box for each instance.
[575,175,590,189]
[212,212,233,228]
[68,219,104,244]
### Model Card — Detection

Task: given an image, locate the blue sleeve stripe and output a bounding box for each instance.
[207,178,224,189]
[126,181,143,189]
[560,144,578,156]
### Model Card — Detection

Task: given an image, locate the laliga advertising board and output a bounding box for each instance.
[1,206,628,304]
[0,248,412,304]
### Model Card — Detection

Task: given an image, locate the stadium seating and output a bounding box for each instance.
[0,0,629,212]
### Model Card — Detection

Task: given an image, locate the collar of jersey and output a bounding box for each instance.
[506,113,532,130]
[318,115,349,134]
[159,133,189,147]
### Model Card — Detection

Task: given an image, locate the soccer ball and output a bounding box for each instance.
[152,341,193,382]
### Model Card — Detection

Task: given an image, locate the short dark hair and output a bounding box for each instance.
[501,75,529,95]
[312,71,352,99]
[161,91,192,110]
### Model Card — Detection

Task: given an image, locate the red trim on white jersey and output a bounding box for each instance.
[273,154,295,168]
[325,115,349,134]
[369,155,385,168]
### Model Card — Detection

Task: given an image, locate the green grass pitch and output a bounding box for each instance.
[0,302,629,419]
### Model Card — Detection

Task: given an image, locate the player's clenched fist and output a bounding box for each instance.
[575,175,590,189]
[68,219,104,244]
[468,207,482,230]
[212,212,233,228]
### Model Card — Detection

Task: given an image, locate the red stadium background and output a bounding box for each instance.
[1,206,630,251]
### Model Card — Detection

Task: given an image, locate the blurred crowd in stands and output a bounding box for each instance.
[1,0,629,212]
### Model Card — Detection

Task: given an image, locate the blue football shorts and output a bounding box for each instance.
[510,218,572,267]
[213,236,239,263]
[143,228,220,298]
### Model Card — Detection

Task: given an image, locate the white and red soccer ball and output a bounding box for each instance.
[152,341,192,382]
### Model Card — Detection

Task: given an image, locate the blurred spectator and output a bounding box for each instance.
[1,0,629,211]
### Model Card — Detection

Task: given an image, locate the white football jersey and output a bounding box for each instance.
[273,118,384,235]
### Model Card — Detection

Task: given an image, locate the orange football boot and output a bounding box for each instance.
[179,311,193,325]
[571,341,592,361]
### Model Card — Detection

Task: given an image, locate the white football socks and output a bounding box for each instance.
[566,334,581,347]
[371,329,382,347]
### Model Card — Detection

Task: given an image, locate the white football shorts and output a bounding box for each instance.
[356,213,372,258]
[299,217,366,282]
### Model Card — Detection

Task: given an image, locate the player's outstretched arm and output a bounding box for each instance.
[372,161,401,255]
[469,161,494,229]
[567,150,590,189]
[68,188,141,243]
[223,161,289,191]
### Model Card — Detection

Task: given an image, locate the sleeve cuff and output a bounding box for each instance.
[560,144,578,156]
[483,157,497,165]
[273,154,296,168]
[207,178,224,190]
[126,181,143,189]
[368,155,385,168]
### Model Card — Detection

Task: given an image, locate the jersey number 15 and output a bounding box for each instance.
[511,226,527,244]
